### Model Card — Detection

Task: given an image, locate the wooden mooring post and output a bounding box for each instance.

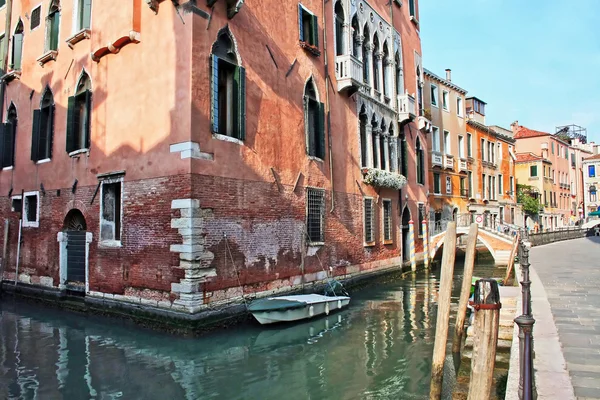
[452,223,479,355]
[467,279,501,400]
[429,222,457,400]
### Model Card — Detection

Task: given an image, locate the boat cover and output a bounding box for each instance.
[248,298,307,312]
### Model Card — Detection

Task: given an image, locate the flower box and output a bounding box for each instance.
[299,41,321,57]
[361,168,407,190]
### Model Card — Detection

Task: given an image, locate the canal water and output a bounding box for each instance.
[0,253,503,400]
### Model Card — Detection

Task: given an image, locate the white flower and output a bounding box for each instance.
[362,168,408,190]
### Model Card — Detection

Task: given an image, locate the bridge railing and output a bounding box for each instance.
[525,226,586,247]
[431,213,519,237]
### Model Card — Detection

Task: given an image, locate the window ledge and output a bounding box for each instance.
[23,221,39,228]
[213,133,244,145]
[69,148,90,157]
[99,240,122,248]
[308,242,324,247]
[364,241,376,247]
[431,103,438,108]
[299,41,321,57]
[442,107,449,112]
[308,155,324,163]
[1,70,21,83]
[36,158,51,164]
[383,240,393,245]
[2,166,13,171]
[66,29,91,47]
[37,50,58,66]
[410,16,419,26]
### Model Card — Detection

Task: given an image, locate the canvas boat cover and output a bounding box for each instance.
[248,298,308,312]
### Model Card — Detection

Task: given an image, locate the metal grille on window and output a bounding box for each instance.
[418,204,425,236]
[364,198,374,243]
[383,200,392,241]
[307,188,325,242]
[31,7,41,30]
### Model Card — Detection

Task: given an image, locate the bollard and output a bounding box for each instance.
[467,279,502,400]
[452,223,479,355]
[516,241,535,399]
[429,222,457,400]
[409,220,416,272]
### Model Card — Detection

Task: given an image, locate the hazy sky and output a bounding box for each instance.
[420,0,600,142]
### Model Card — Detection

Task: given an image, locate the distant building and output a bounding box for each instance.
[582,154,600,219]
[515,153,553,229]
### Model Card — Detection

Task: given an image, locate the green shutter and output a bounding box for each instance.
[401,140,408,177]
[66,96,76,153]
[12,33,23,70]
[0,123,4,168]
[84,90,92,149]
[235,66,246,140]
[298,5,304,42]
[47,105,55,159]
[82,0,92,29]
[3,122,14,167]
[317,102,325,159]
[50,12,60,51]
[311,15,318,47]
[211,55,219,134]
[31,109,41,162]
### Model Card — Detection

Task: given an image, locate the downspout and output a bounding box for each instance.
[323,0,335,212]
[0,0,13,123]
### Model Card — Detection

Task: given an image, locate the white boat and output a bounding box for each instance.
[248,294,350,325]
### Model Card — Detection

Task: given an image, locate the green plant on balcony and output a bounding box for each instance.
[423,107,432,120]
[517,184,542,216]
[362,168,407,190]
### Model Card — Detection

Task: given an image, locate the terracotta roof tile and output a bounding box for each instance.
[583,153,600,161]
[515,152,551,164]
[513,125,550,139]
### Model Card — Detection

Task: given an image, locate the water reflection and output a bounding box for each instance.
[0,263,502,400]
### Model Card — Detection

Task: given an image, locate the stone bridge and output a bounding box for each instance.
[429,225,517,266]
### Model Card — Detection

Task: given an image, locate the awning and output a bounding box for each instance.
[588,211,600,217]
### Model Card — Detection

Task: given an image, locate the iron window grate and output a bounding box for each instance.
[30,7,41,30]
[383,200,392,241]
[364,198,374,243]
[307,188,325,243]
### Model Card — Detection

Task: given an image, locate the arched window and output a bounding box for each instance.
[211,28,246,140]
[334,1,345,56]
[75,0,92,31]
[388,123,395,172]
[31,88,55,162]
[362,26,370,84]
[395,51,403,97]
[1,104,17,168]
[11,19,23,70]
[46,0,60,52]
[372,35,380,92]
[416,67,423,116]
[66,72,92,153]
[382,41,389,98]
[379,120,386,171]
[351,16,360,58]
[359,108,368,168]
[371,116,378,169]
[304,78,325,159]
[399,130,408,178]
[416,136,425,184]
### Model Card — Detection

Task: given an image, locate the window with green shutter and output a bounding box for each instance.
[78,0,92,31]
[210,28,246,141]
[0,105,17,168]
[66,73,92,153]
[46,2,60,52]
[304,78,325,159]
[11,20,23,71]
[530,165,538,177]
[31,88,55,162]
[298,4,319,49]
[400,136,408,178]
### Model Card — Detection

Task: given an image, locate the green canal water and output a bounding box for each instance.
[0,254,503,400]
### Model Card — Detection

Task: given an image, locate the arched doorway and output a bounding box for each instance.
[402,206,411,262]
[60,209,89,292]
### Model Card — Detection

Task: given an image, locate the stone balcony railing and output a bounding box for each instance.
[397,93,416,124]
[444,154,454,170]
[431,152,443,167]
[335,54,363,93]
[459,158,467,172]
[418,115,432,133]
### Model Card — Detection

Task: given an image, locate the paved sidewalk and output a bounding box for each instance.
[530,236,600,400]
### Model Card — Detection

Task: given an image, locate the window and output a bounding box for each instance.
[467,133,472,157]
[307,188,325,243]
[45,1,60,52]
[334,1,345,56]
[11,19,23,70]
[298,4,318,48]
[372,36,380,92]
[457,97,463,117]
[589,165,596,178]
[432,126,440,152]
[591,188,597,203]
[442,90,449,111]
[551,142,554,154]
[400,136,408,178]
[510,176,514,195]
[443,130,450,155]
[458,136,465,158]
[433,173,441,194]
[446,176,452,194]
[31,88,55,162]
[0,104,17,168]
[498,174,503,195]
[489,141,494,164]
[0,1,5,8]
[468,171,473,196]
[382,199,392,242]
[571,153,576,168]
[416,137,424,184]
[481,139,485,161]
[408,0,416,17]
[418,204,425,237]
[210,29,246,141]
[430,84,438,107]
[489,175,493,200]
[482,173,486,198]
[66,73,92,153]
[23,192,39,228]
[304,79,325,159]
[362,26,370,84]
[497,142,502,160]
[100,181,122,243]
[75,0,92,32]
[359,112,368,168]
[31,6,42,30]
[364,198,374,244]
[0,35,5,73]
[530,165,537,177]
[460,177,466,197]
[11,196,22,212]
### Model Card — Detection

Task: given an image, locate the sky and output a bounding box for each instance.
[419,0,600,142]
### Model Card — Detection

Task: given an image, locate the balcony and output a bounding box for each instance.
[482,160,497,169]
[335,54,363,94]
[541,143,548,150]
[459,158,467,172]
[418,116,432,133]
[397,93,416,124]
[460,189,469,198]
[444,154,454,170]
[431,152,443,167]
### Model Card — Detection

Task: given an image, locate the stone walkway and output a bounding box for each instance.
[531,236,600,400]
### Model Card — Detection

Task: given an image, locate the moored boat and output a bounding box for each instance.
[248,294,350,325]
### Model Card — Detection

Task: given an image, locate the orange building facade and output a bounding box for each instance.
[0,0,429,317]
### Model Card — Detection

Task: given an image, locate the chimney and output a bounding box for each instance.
[510,120,519,134]
[445,69,451,81]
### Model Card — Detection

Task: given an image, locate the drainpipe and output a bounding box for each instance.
[322,0,335,212]
[0,0,13,123]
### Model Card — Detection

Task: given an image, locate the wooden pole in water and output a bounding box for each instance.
[0,219,8,293]
[429,222,457,400]
[467,279,501,400]
[452,223,479,355]
[409,220,416,272]
[422,219,429,269]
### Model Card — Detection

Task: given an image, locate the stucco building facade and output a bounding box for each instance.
[0,0,429,317]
